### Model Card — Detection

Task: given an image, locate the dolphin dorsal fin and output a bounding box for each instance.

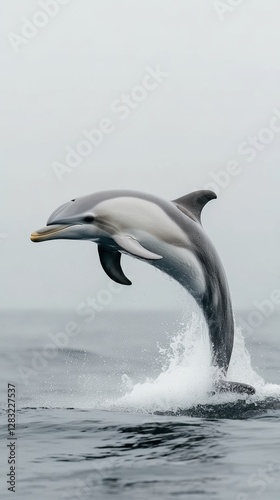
[172,190,217,224]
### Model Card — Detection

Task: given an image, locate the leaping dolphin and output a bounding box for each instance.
[31,189,255,395]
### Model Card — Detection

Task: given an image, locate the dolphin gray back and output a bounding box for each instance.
[46,188,234,372]
[91,189,234,372]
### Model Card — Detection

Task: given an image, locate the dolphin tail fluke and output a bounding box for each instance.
[213,380,256,396]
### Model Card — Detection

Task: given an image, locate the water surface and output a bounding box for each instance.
[1,310,280,499]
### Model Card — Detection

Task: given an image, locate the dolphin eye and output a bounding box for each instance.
[71,199,75,202]
[83,215,95,223]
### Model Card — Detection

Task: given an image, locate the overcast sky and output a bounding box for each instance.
[1,0,280,313]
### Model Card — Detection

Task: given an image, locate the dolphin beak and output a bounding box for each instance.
[30,224,75,242]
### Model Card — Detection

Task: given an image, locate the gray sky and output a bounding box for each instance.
[1,0,280,312]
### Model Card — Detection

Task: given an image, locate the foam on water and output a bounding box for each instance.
[27,312,280,413]
[102,313,280,413]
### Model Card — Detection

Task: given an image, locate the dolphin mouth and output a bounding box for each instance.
[30,224,76,242]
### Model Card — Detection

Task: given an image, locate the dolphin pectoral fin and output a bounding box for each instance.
[172,190,217,224]
[98,245,132,285]
[213,380,256,396]
[112,235,162,260]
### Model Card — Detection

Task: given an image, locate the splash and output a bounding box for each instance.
[227,322,279,399]
[103,314,280,414]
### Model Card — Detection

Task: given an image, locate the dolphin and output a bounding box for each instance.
[31,189,255,395]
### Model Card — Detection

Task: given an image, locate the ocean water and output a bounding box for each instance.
[1,309,280,500]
